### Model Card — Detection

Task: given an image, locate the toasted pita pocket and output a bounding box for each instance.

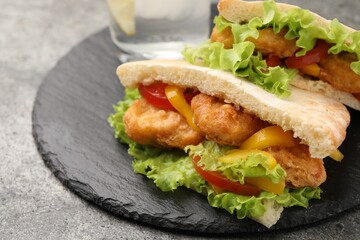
[117,59,350,159]
[210,0,360,110]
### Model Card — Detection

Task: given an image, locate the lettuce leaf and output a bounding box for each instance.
[108,88,140,145]
[208,187,321,219]
[185,141,286,184]
[182,40,296,97]
[132,149,206,192]
[262,0,360,61]
[182,0,360,95]
[131,146,321,220]
[108,89,322,221]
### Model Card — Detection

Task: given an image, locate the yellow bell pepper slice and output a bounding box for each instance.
[165,85,200,131]
[218,149,285,194]
[245,177,285,195]
[329,149,344,162]
[240,126,295,150]
[300,63,321,77]
[218,149,278,169]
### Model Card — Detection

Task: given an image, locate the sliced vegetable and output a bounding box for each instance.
[138,82,198,111]
[182,41,295,97]
[240,126,295,150]
[245,177,285,195]
[266,55,282,67]
[192,156,261,196]
[353,93,360,101]
[285,40,330,69]
[329,149,344,162]
[300,63,321,77]
[218,149,278,169]
[165,85,200,131]
[218,149,286,194]
[208,182,225,194]
[138,82,175,110]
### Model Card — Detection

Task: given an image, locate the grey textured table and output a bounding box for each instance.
[1,0,360,239]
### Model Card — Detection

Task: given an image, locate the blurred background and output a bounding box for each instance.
[1,0,360,239]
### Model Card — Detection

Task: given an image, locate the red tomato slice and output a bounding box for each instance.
[138,82,175,110]
[285,40,330,69]
[266,55,282,67]
[138,82,198,111]
[353,93,360,101]
[192,156,261,196]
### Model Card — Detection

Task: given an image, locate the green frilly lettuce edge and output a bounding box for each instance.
[107,89,322,220]
[182,0,360,96]
[130,149,321,219]
[185,141,286,184]
[182,39,297,98]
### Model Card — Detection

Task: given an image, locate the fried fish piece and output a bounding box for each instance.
[319,52,360,93]
[211,27,299,57]
[266,142,327,188]
[210,26,234,49]
[247,28,299,58]
[123,98,204,149]
[191,93,268,146]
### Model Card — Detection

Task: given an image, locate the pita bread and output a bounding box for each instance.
[218,0,354,33]
[292,75,360,110]
[217,0,359,110]
[117,59,350,159]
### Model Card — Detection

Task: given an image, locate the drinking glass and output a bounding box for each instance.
[107,0,211,62]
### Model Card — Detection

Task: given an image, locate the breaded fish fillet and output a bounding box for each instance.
[191,93,268,146]
[266,142,327,188]
[319,52,360,93]
[123,98,204,149]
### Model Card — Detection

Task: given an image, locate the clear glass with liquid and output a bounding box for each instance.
[108,0,211,62]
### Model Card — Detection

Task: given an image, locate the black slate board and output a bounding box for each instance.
[32,27,360,234]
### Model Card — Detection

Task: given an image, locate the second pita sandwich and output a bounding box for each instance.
[182,0,360,110]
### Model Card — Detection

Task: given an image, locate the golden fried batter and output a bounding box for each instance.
[191,93,268,146]
[210,26,234,49]
[210,27,299,57]
[265,141,327,188]
[123,98,204,149]
[247,28,299,58]
[319,52,360,93]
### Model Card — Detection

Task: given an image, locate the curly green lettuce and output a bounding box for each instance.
[182,41,297,97]
[108,89,322,221]
[182,0,360,96]
[185,141,286,184]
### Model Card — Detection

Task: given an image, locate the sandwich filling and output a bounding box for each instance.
[123,84,326,189]
[108,82,324,224]
[210,20,360,95]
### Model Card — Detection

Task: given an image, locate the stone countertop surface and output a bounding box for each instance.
[1,0,360,239]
